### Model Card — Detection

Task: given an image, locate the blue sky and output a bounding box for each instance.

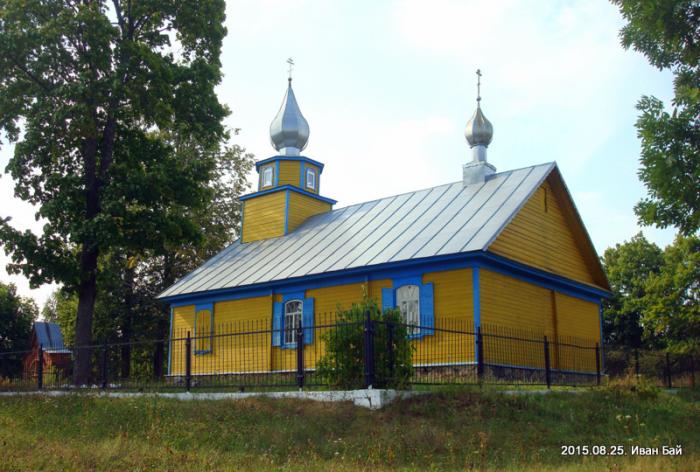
[0,0,678,306]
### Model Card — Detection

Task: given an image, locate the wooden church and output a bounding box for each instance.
[158,73,611,377]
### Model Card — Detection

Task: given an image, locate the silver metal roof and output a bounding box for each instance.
[159,162,556,299]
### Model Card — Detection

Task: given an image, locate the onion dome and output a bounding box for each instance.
[270,78,310,156]
[465,104,494,148]
[464,69,493,148]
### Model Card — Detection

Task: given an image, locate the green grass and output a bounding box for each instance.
[0,385,698,471]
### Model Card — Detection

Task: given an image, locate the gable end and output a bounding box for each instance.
[487,167,609,290]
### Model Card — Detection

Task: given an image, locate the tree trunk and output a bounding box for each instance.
[73,245,99,385]
[120,260,135,379]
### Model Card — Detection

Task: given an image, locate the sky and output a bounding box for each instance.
[0,0,678,309]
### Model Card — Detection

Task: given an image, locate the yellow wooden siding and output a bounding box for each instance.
[287,192,331,233]
[169,269,598,377]
[489,178,598,287]
[242,192,286,243]
[170,305,193,376]
[479,269,599,372]
[418,269,475,365]
[554,293,600,372]
[480,269,554,368]
[170,296,273,376]
[278,161,301,186]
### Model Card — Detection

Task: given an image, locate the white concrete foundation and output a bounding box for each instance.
[0,389,421,410]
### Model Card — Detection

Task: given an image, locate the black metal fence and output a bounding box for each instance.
[0,314,695,392]
[604,345,697,388]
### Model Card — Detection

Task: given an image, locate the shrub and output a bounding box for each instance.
[316,297,413,389]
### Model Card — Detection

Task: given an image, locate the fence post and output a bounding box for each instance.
[37,343,43,390]
[666,352,672,389]
[476,326,484,382]
[100,339,108,389]
[363,310,374,389]
[595,343,601,386]
[544,336,551,389]
[635,349,640,377]
[387,321,395,386]
[296,320,304,390]
[185,331,192,392]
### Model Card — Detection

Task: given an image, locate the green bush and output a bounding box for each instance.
[316,297,413,389]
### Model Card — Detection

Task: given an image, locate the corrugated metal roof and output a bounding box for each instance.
[34,322,70,353]
[159,162,556,299]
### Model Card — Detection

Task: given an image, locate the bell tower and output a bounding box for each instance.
[240,66,336,243]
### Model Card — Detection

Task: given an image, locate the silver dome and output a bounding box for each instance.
[270,79,310,155]
[464,104,493,148]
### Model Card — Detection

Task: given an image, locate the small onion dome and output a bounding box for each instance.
[464,104,493,148]
[270,79,310,155]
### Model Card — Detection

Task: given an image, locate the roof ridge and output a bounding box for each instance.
[332,162,555,211]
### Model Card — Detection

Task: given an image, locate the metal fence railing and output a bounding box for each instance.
[1,313,696,392]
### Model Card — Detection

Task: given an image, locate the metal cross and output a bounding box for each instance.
[287,57,295,80]
[476,69,482,103]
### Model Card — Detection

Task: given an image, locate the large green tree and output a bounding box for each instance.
[0,1,228,384]
[601,232,664,348]
[43,141,254,377]
[0,281,37,353]
[613,0,700,235]
[643,234,700,354]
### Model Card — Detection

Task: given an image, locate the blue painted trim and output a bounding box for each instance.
[284,190,290,234]
[255,155,325,172]
[385,276,433,339]
[240,201,245,240]
[472,267,481,329]
[305,167,317,192]
[259,164,275,190]
[282,291,305,301]
[477,252,611,301]
[599,303,605,371]
[239,185,337,205]
[162,251,610,306]
[274,160,280,186]
[473,266,481,363]
[393,276,423,288]
[299,161,305,188]
[194,303,213,356]
[167,307,173,376]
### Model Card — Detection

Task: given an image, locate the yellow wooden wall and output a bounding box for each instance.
[287,192,332,233]
[168,268,599,377]
[278,161,300,187]
[420,269,475,366]
[170,296,273,376]
[554,292,600,372]
[490,177,601,288]
[242,192,286,243]
[479,268,600,372]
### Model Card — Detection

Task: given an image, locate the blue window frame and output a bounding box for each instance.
[261,165,274,188]
[194,303,214,355]
[305,168,316,191]
[272,293,315,348]
[382,276,434,338]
